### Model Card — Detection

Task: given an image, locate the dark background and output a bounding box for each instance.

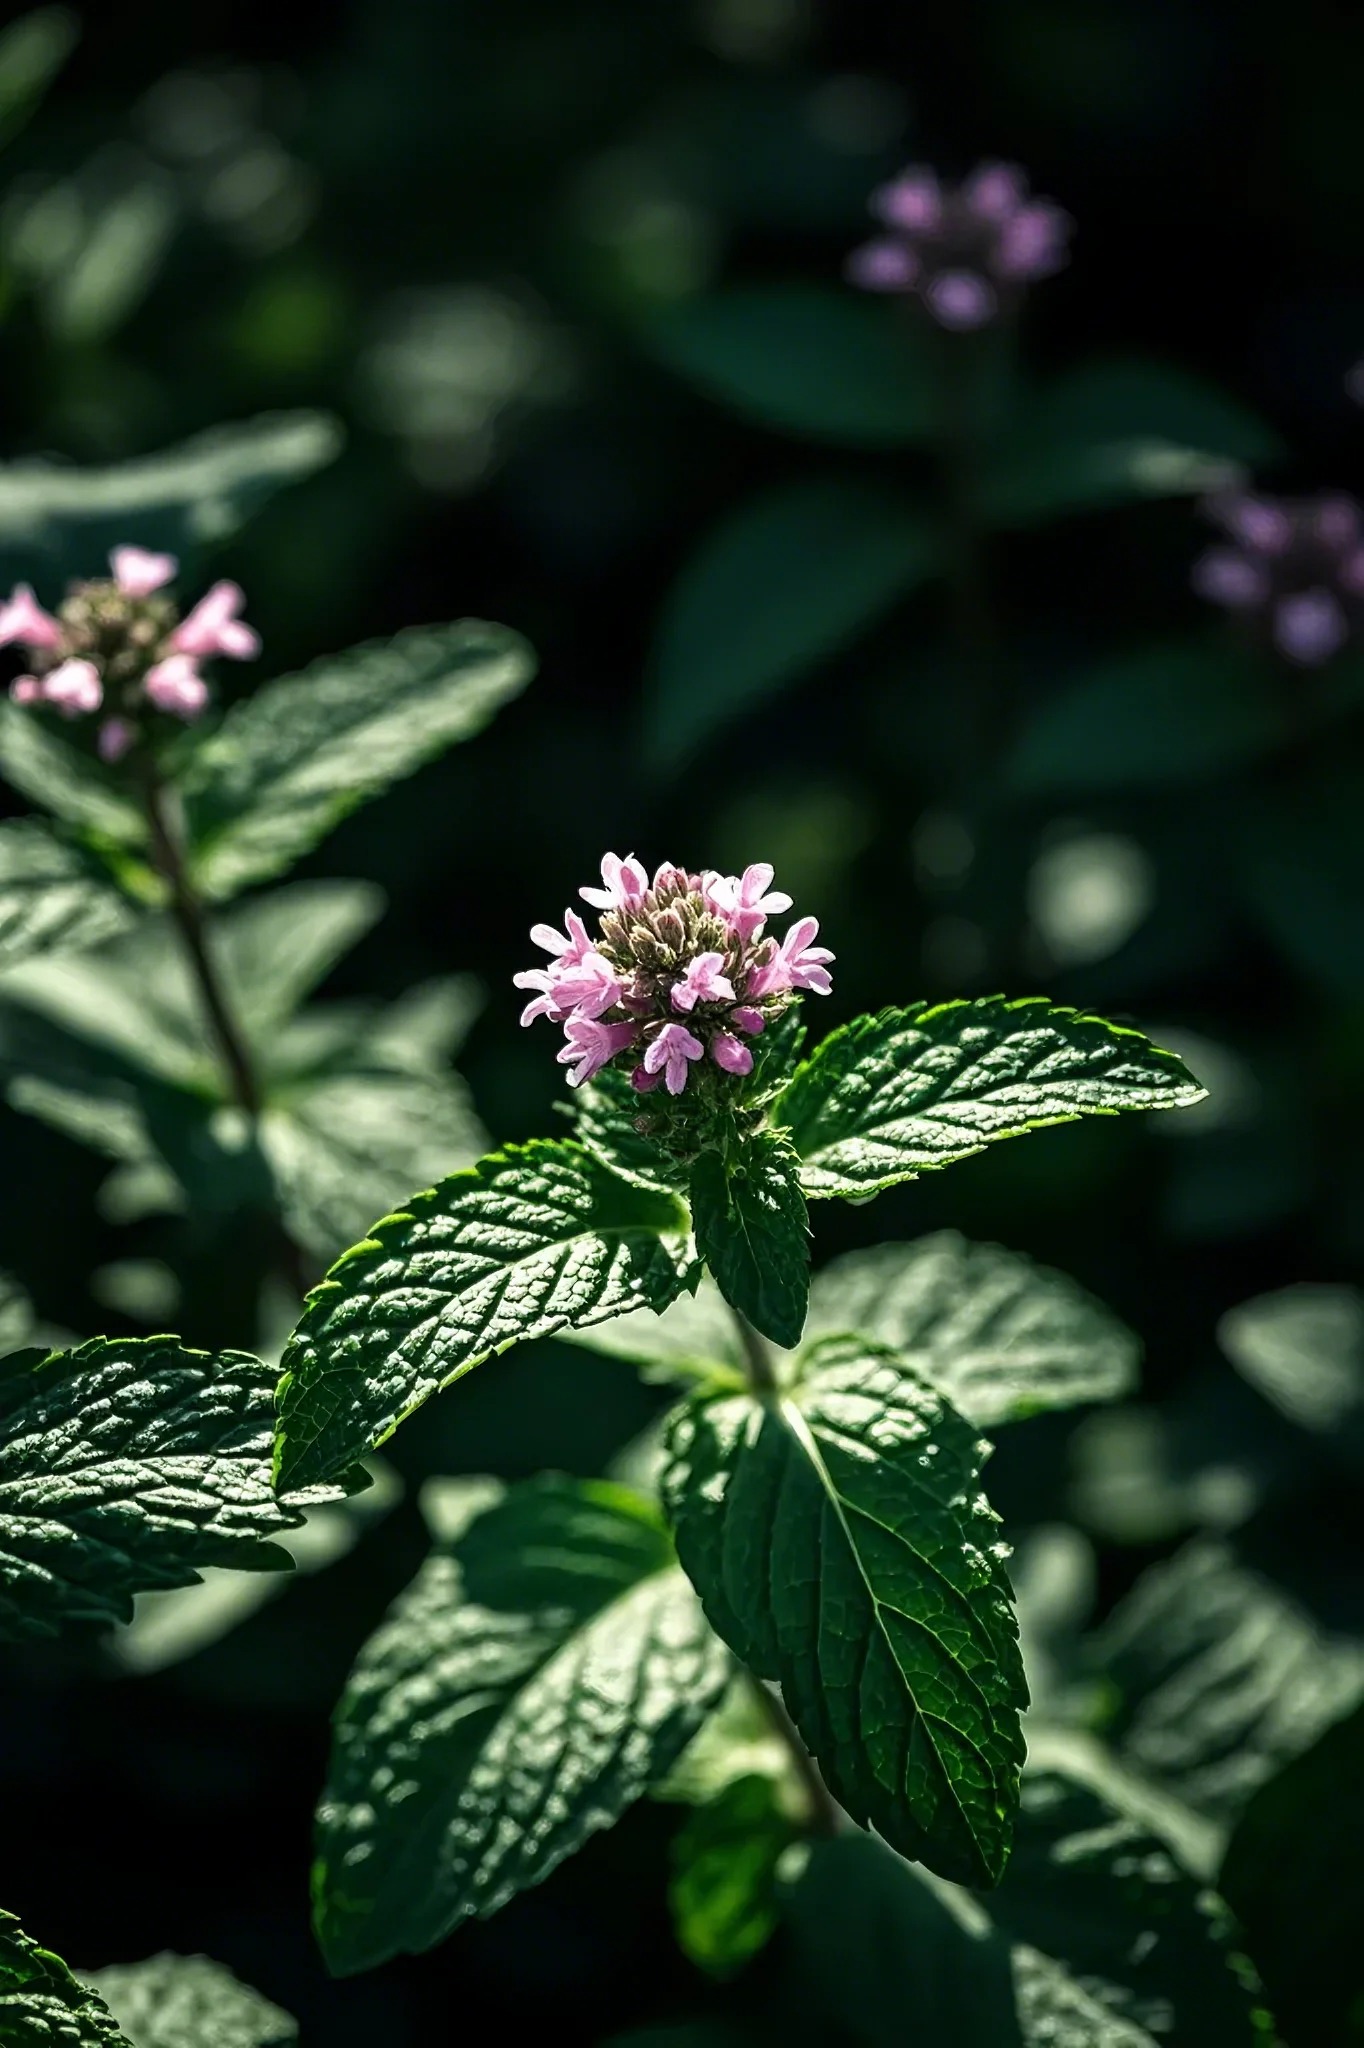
[1,1,1362,2041]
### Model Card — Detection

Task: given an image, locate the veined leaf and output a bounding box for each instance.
[689,1134,809,1350]
[0,701,151,855]
[0,1335,349,1640]
[805,1232,1139,1429]
[0,817,137,968]
[81,1954,296,2048]
[180,621,535,900]
[645,478,942,767]
[0,1909,129,2046]
[647,286,937,447]
[662,1333,1027,1888]
[775,997,1204,1200]
[314,1475,730,1973]
[273,1139,696,1489]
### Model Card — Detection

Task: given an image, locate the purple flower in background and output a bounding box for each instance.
[1193,490,1364,666]
[515,855,833,1096]
[846,159,1073,331]
[0,547,260,744]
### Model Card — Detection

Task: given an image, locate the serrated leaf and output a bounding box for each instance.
[647,287,937,446]
[313,1475,730,1973]
[1089,1539,1364,1830]
[662,1332,1028,1888]
[1008,639,1281,795]
[669,1774,799,1978]
[80,1955,296,2048]
[690,1136,808,1350]
[981,357,1282,530]
[1218,1284,1364,1467]
[0,411,340,574]
[273,1139,696,1489]
[646,479,941,766]
[0,1909,129,2046]
[805,1232,1139,1430]
[179,621,534,900]
[775,997,1204,1201]
[0,819,138,968]
[0,1335,347,1639]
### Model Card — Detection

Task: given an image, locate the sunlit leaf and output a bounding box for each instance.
[81,1954,296,2048]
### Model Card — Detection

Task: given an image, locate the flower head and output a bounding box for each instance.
[847,159,1073,330]
[1193,490,1364,666]
[515,855,833,1098]
[0,546,260,746]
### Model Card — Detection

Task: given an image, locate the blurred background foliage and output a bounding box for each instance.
[1,0,1363,2042]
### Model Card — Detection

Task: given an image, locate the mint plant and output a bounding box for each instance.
[261,848,1207,1990]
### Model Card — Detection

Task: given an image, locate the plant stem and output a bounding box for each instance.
[732,1304,779,1396]
[748,1674,843,1837]
[141,760,260,1117]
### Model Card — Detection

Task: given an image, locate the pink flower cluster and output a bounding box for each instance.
[1192,491,1364,666]
[0,546,259,761]
[846,160,1072,331]
[516,854,833,1095]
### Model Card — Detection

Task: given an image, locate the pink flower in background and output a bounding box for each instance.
[144,654,209,719]
[111,546,178,597]
[1193,489,1364,666]
[515,855,832,1098]
[0,546,262,744]
[847,158,1073,330]
[170,580,259,661]
[0,584,63,651]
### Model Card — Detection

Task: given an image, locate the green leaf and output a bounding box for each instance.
[669,1774,800,1978]
[0,1909,129,2046]
[0,412,341,576]
[646,479,941,766]
[0,1335,348,1640]
[662,1332,1028,1888]
[646,286,938,446]
[1218,1284,1364,1468]
[1221,1700,1364,2048]
[80,1955,296,2048]
[179,621,535,900]
[563,1275,745,1387]
[313,1475,730,1973]
[805,1232,1139,1429]
[0,818,137,968]
[1008,639,1282,794]
[690,1136,809,1350]
[1088,1539,1364,1830]
[776,997,1204,1201]
[0,9,80,154]
[273,1139,696,1490]
[0,701,152,856]
[981,357,1282,529]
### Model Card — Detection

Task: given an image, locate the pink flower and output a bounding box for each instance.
[643,1021,704,1095]
[961,161,1028,222]
[512,968,563,1027]
[98,718,136,763]
[530,909,594,966]
[706,862,792,944]
[731,1007,765,1035]
[671,951,736,1013]
[9,675,41,705]
[747,916,835,998]
[580,851,649,912]
[110,545,178,597]
[548,950,625,1021]
[557,1016,638,1087]
[711,1032,753,1077]
[41,659,102,717]
[144,654,209,719]
[0,583,63,652]
[170,581,260,661]
[870,167,942,233]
